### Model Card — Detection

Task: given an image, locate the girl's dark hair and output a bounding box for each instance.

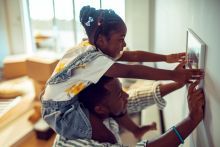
[78,76,113,112]
[80,5,125,46]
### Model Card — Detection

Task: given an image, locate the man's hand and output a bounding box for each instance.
[187,81,205,123]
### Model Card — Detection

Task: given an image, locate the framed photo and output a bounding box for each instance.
[186,28,206,88]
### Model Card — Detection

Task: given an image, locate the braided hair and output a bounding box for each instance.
[80,5,125,47]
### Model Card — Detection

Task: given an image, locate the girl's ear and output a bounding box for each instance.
[94,105,109,115]
[96,35,107,49]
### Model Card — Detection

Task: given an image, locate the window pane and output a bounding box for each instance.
[29,0,54,20]
[29,0,56,51]
[74,0,100,22]
[54,0,75,51]
[102,0,125,20]
[74,0,100,43]
[54,0,73,20]
[27,0,125,52]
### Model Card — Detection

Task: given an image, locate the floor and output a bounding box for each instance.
[12,131,56,147]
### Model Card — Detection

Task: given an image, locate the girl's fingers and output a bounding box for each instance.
[187,80,193,83]
[189,76,203,80]
[175,61,187,69]
[189,69,204,75]
[178,52,186,57]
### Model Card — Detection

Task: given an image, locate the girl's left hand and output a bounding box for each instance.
[166,52,186,63]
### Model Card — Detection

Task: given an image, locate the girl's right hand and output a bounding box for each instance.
[187,81,205,124]
[173,62,203,84]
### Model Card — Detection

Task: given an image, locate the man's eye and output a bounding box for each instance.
[118,92,122,98]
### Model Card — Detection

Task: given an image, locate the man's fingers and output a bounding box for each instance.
[190,90,202,102]
[188,80,200,94]
[197,95,205,108]
[191,90,204,104]
[193,89,203,96]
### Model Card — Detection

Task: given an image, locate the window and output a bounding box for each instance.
[28,0,125,52]
[29,0,55,50]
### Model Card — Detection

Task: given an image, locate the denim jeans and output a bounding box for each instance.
[41,97,92,139]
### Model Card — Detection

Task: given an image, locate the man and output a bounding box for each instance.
[53,77,205,147]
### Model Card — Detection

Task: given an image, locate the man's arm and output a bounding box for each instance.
[148,117,200,147]
[146,81,205,147]
[126,81,184,114]
[160,82,184,97]
[126,83,158,113]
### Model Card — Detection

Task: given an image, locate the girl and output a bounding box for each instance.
[41,5,202,143]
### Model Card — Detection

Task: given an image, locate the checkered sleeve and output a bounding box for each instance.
[127,81,166,114]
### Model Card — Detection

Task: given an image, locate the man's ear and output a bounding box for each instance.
[94,105,109,115]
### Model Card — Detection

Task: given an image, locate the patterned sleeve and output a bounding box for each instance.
[53,135,147,147]
[127,81,166,114]
[53,135,124,147]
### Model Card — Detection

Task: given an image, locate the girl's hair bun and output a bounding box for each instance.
[80,5,96,26]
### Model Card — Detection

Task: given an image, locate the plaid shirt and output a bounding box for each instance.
[53,82,166,147]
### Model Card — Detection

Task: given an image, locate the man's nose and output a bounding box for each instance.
[123,41,126,47]
[122,92,129,103]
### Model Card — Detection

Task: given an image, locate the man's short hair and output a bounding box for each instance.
[78,76,113,112]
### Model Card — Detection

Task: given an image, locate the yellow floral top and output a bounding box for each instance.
[42,41,115,101]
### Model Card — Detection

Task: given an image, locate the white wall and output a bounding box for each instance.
[5,0,26,54]
[125,0,162,142]
[149,0,220,147]
[0,0,9,66]
[125,0,150,51]
[2,0,33,55]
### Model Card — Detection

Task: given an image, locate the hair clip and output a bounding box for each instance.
[85,17,94,27]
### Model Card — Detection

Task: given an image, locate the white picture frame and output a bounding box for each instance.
[186,28,206,88]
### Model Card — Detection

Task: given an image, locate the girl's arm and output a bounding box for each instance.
[118,51,185,63]
[105,63,202,83]
[114,114,140,137]
[115,114,157,140]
